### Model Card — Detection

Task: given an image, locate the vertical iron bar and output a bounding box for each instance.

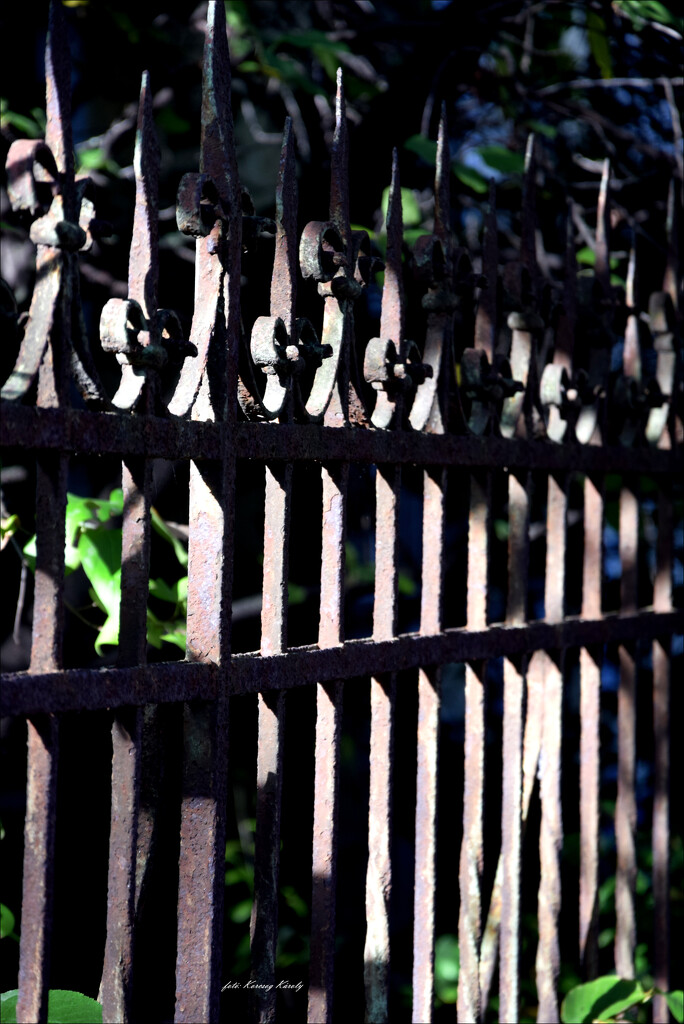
[413,668,440,1024]
[412,467,445,1024]
[500,471,530,1024]
[652,482,672,1024]
[18,0,74,1005]
[102,66,163,1021]
[16,716,58,1024]
[615,481,639,980]
[101,708,142,1024]
[175,693,230,1024]
[101,457,150,1022]
[365,674,395,1024]
[365,464,399,1022]
[536,474,567,1022]
[459,469,488,1024]
[251,462,291,1021]
[579,474,603,977]
[309,681,343,1024]
[309,463,347,1024]
[174,6,238,1020]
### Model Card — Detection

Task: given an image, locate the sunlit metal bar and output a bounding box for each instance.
[535,474,567,1021]
[652,481,672,1024]
[459,470,488,1024]
[309,463,347,1024]
[365,464,399,1022]
[251,462,292,1021]
[614,479,639,980]
[500,471,531,1024]
[579,474,603,977]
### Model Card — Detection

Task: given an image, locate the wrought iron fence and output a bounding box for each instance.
[1,2,682,1022]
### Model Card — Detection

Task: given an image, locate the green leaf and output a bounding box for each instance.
[452,162,488,194]
[21,534,36,571]
[0,989,102,1024]
[282,885,308,918]
[272,29,350,53]
[665,991,684,1023]
[477,145,525,175]
[614,0,683,33]
[0,904,15,940]
[149,577,187,605]
[287,582,307,605]
[159,625,187,652]
[404,134,437,166]
[230,899,253,924]
[0,514,20,549]
[434,934,459,1004]
[380,186,422,228]
[587,10,613,80]
[78,530,122,653]
[0,107,43,138]
[151,508,188,567]
[525,119,557,140]
[434,935,459,982]
[560,976,645,1024]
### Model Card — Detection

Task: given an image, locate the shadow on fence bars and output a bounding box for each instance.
[0,2,682,1023]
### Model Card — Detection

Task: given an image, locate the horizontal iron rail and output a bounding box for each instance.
[1,610,681,717]
[2,404,683,473]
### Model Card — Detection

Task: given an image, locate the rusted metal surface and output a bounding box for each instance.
[1,2,682,1021]
[251,691,285,1023]
[2,611,683,718]
[535,475,567,1023]
[615,483,639,980]
[459,470,489,1024]
[579,475,604,978]
[101,708,142,1024]
[5,404,684,472]
[411,467,445,1024]
[308,681,342,1024]
[175,698,230,1024]
[500,471,531,1024]
[412,668,440,1024]
[365,674,395,1024]
[16,717,58,1024]
[365,338,401,1021]
[652,483,672,1024]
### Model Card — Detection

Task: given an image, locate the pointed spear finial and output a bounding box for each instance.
[271,117,298,337]
[329,68,350,248]
[379,148,405,345]
[663,177,680,309]
[434,103,450,245]
[521,133,537,281]
[623,230,641,380]
[45,0,75,212]
[129,71,160,321]
[595,158,611,294]
[475,179,498,360]
[200,0,238,202]
[556,199,577,366]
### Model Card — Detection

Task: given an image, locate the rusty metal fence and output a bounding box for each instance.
[1,2,682,1022]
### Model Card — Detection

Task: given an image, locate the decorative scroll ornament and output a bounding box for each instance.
[236,118,334,422]
[1,4,680,450]
[409,107,459,434]
[100,73,195,412]
[299,70,378,426]
[364,149,431,429]
[458,181,521,436]
[2,0,104,407]
[168,0,242,421]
